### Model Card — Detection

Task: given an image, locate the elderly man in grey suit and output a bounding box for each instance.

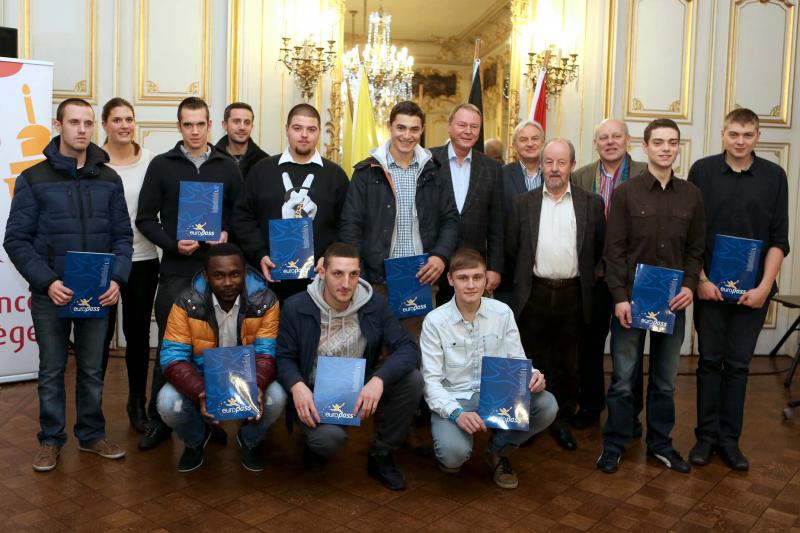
[430,103,505,303]
[506,138,605,451]
[570,118,647,431]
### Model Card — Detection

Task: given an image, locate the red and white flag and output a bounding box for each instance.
[529,68,547,133]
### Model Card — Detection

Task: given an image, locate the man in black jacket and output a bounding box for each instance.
[135,96,242,450]
[215,102,268,179]
[232,103,349,303]
[277,243,423,490]
[4,98,133,472]
[339,100,459,339]
[429,103,504,303]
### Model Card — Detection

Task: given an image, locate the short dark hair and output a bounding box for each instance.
[724,107,759,129]
[323,242,360,268]
[643,118,680,143]
[449,248,486,273]
[101,97,140,155]
[203,242,245,271]
[389,100,425,125]
[56,98,93,122]
[286,103,320,126]
[223,102,254,122]
[178,96,210,121]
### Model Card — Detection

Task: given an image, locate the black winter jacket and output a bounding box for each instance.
[3,137,133,293]
[214,135,269,179]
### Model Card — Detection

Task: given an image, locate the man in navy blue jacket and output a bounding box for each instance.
[276,242,423,491]
[4,98,133,472]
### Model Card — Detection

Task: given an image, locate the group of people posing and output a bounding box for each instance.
[3,93,788,492]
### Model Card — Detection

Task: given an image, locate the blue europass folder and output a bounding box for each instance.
[268,218,315,280]
[203,345,260,421]
[478,356,532,431]
[630,263,684,335]
[176,181,223,241]
[58,251,115,318]
[708,234,763,302]
[313,356,366,427]
[384,254,433,319]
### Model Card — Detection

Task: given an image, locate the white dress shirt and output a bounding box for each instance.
[533,183,579,279]
[212,294,241,348]
[447,142,472,213]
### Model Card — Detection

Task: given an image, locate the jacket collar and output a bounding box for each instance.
[43,136,109,178]
[369,140,433,177]
[165,141,227,164]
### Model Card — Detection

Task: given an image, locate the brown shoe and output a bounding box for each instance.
[33,444,61,472]
[484,449,519,489]
[79,439,126,459]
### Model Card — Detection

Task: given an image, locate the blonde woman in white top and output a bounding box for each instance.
[101,97,158,433]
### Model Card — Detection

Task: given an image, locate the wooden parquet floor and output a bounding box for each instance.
[0,353,798,532]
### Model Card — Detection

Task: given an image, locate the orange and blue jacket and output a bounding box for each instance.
[160,266,279,403]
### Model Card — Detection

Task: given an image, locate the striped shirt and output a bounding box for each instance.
[387,151,419,258]
[520,162,542,191]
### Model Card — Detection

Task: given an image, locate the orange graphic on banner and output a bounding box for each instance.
[5,83,49,199]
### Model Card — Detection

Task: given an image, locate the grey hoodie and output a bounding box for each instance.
[307,276,373,383]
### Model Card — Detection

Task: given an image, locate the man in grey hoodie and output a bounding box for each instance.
[276,243,423,490]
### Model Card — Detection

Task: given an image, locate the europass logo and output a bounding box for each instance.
[325,402,355,420]
[73,297,101,312]
[187,222,215,238]
[281,257,313,275]
[721,279,745,297]
[401,296,427,314]
[220,397,252,415]
[641,311,668,330]
[496,406,525,424]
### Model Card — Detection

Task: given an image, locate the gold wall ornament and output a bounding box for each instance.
[73,80,87,92]
[279,37,337,101]
[771,104,782,117]
[324,81,343,163]
[146,80,159,93]
[186,81,200,94]
[632,97,644,111]
[523,46,579,101]
[669,100,682,112]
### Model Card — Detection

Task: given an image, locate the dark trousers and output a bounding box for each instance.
[694,300,769,447]
[102,258,159,397]
[577,279,644,416]
[518,278,582,426]
[146,272,194,422]
[300,369,425,457]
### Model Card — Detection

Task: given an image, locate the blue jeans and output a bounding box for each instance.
[157,381,287,448]
[31,292,108,447]
[431,390,558,469]
[603,312,686,455]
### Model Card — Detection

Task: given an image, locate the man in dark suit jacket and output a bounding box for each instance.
[430,103,504,303]
[569,119,648,432]
[506,138,605,451]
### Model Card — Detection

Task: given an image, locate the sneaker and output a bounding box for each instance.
[484,450,518,489]
[437,461,461,474]
[236,432,264,472]
[716,445,749,471]
[177,429,212,473]
[367,450,407,491]
[596,449,621,474]
[79,439,126,459]
[689,440,714,466]
[32,444,61,472]
[138,420,172,450]
[648,449,691,473]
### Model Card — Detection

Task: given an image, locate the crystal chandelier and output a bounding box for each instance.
[343,8,414,122]
[279,37,337,101]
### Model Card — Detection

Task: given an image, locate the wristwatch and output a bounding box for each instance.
[449,407,463,423]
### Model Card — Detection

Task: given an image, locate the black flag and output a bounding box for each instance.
[468,59,484,152]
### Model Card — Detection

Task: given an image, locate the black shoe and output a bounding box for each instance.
[550,426,577,451]
[236,432,264,472]
[596,449,621,474]
[302,445,327,473]
[689,440,714,466]
[648,449,691,473]
[716,445,749,471]
[570,409,601,429]
[137,420,172,450]
[632,419,643,439]
[177,429,211,473]
[126,395,149,433]
[208,424,228,445]
[367,450,407,491]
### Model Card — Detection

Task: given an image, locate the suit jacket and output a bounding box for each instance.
[430,145,505,272]
[571,156,648,194]
[502,160,532,217]
[505,184,606,323]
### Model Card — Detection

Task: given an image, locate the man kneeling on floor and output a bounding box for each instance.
[420,248,558,489]
[276,242,423,491]
[157,243,286,472]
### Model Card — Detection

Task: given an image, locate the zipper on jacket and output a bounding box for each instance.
[66,188,77,217]
[85,185,94,217]
[75,179,88,250]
